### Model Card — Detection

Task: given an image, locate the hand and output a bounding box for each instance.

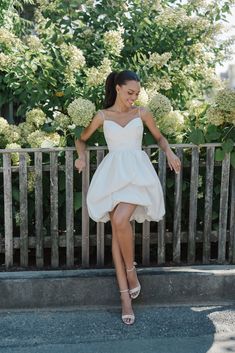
[75,158,86,173]
[166,150,181,174]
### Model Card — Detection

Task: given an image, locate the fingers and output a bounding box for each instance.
[168,158,181,174]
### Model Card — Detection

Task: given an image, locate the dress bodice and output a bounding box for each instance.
[103,116,144,152]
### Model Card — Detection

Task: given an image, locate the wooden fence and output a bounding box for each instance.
[0,143,234,269]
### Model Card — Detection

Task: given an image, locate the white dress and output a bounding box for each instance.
[86,108,165,223]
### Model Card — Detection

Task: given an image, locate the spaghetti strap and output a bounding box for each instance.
[138,106,141,119]
[99,110,106,121]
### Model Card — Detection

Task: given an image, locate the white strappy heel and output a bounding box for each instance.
[120,289,135,325]
[126,262,141,299]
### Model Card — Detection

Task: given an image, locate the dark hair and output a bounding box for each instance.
[103,70,140,108]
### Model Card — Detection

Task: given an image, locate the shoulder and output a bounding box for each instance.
[137,106,153,122]
[92,110,105,124]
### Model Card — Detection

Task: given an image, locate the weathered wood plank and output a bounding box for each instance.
[203,147,215,263]
[173,148,183,263]
[218,153,230,263]
[131,220,136,260]
[142,147,151,265]
[229,167,235,263]
[188,147,199,263]
[66,150,74,266]
[96,150,105,266]
[82,150,90,267]
[19,153,28,266]
[158,149,166,264]
[3,154,13,267]
[50,152,59,267]
[35,152,43,267]
[4,230,230,250]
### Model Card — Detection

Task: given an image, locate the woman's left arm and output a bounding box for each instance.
[142,108,181,174]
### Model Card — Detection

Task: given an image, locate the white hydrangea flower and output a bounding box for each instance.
[28,171,36,193]
[86,57,112,87]
[0,53,13,70]
[135,87,149,106]
[18,121,36,141]
[27,130,61,148]
[148,93,172,119]
[158,110,185,135]
[15,212,21,226]
[206,107,225,126]
[0,27,21,47]
[5,143,21,165]
[60,43,86,71]
[214,88,235,112]
[6,142,31,165]
[4,125,21,144]
[53,111,71,130]
[103,29,124,56]
[0,117,9,133]
[227,113,235,126]
[149,52,172,69]
[26,108,46,128]
[151,77,172,91]
[25,35,43,50]
[156,8,188,27]
[67,97,96,127]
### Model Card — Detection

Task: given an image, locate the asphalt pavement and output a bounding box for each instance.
[0,304,235,353]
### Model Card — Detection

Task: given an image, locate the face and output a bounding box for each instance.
[116,80,141,107]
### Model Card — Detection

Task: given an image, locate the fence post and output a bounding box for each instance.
[3,153,13,267]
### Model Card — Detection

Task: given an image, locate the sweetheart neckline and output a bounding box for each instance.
[103,117,142,129]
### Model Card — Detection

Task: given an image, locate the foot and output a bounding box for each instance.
[120,289,135,325]
[126,262,141,299]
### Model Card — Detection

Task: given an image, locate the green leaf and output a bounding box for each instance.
[231,151,235,168]
[215,148,225,161]
[142,130,156,145]
[189,128,205,145]
[74,126,84,139]
[205,124,221,142]
[222,138,234,153]
[41,124,56,133]
[74,192,82,212]
[12,187,20,202]
[166,178,174,188]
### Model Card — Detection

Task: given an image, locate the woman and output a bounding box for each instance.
[75,70,181,325]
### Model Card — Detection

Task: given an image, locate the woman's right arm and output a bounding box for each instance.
[74,112,103,173]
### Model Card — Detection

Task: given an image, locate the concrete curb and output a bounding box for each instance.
[0,265,235,309]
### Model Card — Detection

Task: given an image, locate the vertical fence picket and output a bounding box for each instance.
[142,147,151,265]
[3,153,13,267]
[188,147,199,263]
[96,150,105,266]
[203,147,215,263]
[218,153,230,263]
[173,148,183,263]
[35,151,43,267]
[229,168,235,263]
[82,150,90,267]
[0,143,234,270]
[19,153,28,266]
[66,150,74,266]
[131,220,136,260]
[50,151,59,267]
[158,149,166,264]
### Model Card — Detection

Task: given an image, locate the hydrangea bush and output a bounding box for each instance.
[0,0,234,243]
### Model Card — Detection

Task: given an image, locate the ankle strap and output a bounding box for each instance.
[126,261,138,272]
[120,289,129,293]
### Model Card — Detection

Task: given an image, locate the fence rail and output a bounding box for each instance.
[0,143,234,269]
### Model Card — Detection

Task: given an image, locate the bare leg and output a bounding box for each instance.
[111,202,140,293]
[109,203,136,324]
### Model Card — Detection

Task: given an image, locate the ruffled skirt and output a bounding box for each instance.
[86,149,165,223]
